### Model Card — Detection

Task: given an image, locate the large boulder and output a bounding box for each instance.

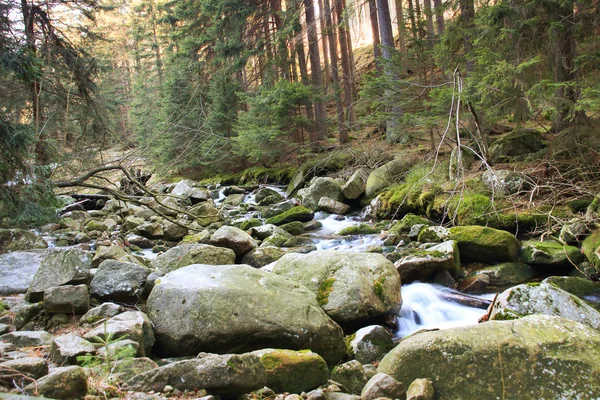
[209,225,258,258]
[488,129,545,163]
[171,180,211,204]
[150,243,236,273]
[378,315,600,399]
[126,352,266,396]
[393,241,460,283]
[90,260,151,303]
[448,226,520,263]
[270,251,401,327]
[347,325,395,364]
[147,264,346,365]
[264,206,315,226]
[318,197,351,215]
[25,248,92,302]
[489,282,600,329]
[0,229,47,254]
[365,159,412,198]
[299,177,344,210]
[465,262,535,287]
[0,250,46,295]
[24,366,87,400]
[43,284,89,314]
[241,246,288,268]
[0,331,53,348]
[189,201,222,226]
[50,334,96,365]
[520,240,584,269]
[84,311,155,357]
[342,168,370,200]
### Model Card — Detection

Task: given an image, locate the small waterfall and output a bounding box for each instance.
[396,282,492,338]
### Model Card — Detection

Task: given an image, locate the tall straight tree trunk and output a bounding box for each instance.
[407,0,418,42]
[423,0,434,39]
[324,0,348,143]
[318,0,331,84]
[395,0,407,52]
[336,0,356,125]
[432,0,444,35]
[368,0,383,74]
[459,0,475,73]
[272,0,291,80]
[263,13,275,86]
[150,3,163,87]
[305,0,328,141]
[377,0,403,142]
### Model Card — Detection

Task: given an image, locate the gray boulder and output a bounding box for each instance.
[90,260,151,302]
[209,225,257,258]
[330,360,368,395]
[406,378,434,400]
[189,202,221,226]
[25,248,92,302]
[126,352,266,396]
[0,250,46,295]
[347,325,394,364]
[0,331,53,348]
[147,264,345,365]
[43,284,89,314]
[162,221,189,241]
[393,241,461,283]
[150,243,236,273]
[378,315,600,399]
[84,311,155,357]
[261,200,296,219]
[0,357,48,387]
[466,262,535,287]
[80,302,123,325]
[361,373,406,400]
[489,282,600,329]
[25,366,87,400]
[299,177,344,210]
[0,229,47,254]
[91,244,129,268]
[318,197,351,215]
[482,169,529,195]
[241,246,288,268]
[271,251,401,327]
[365,159,411,198]
[50,334,96,365]
[488,128,545,163]
[341,168,370,200]
[112,357,159,383]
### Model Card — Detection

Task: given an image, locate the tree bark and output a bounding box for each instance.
[305,0,328,141]
[336,0,356,127]
[368,0,383,74]
[395,0,407,52]
[318,0,331,84]
[432,0,444,35]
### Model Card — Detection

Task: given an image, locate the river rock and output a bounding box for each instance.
[341,168,370,200]
[261,200,297,219]
[209,225,257,258]
[299,177,344,210]
[542,276,600,298]
[0,229,47,254]
[458,274,489,293]
[0,357,48,385]
[11,302,43,330]
[135,221,164,239]
[581,229,600,273]
[520,240,584,269]
[241,246,287,268]
[331,360,368,395]
[0,331,53,348]
[489,282,600,329]
[448,226,520,263]
[416,226,449,243]
[126,352,266,395]
[112,357,159,383]
[84,311,155,357]
[91,244,129,268]
[150,243,236,273]
[80,302,123,325]
[249,224,289,240]
[84,219,108,232]
[406,378,434,400]
[378,314,600,399]
[189,202,221,226]
[347,325,394,364]
[147,264,345,365]
[0,250,46,295]
[24,366,87,400]
[467,262,535,287]
[252,349,329,393]
[318,197,351,215]
[255,187,284,205]
[361,373,406,400]
[90,260,151,303]
[393,241,460,283]
[25,248,92,302]
[265,206,315,225]
[270,251,401,327]
[50,334,96,365]
[365,159,412,198]
[171,180,211,204]
[161,221,188,241]
[43,284,89,314]
[390,213,433,235]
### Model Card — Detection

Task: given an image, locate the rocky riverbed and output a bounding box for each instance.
[1,170,600,399]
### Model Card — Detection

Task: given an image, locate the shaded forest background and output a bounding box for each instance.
[2,0,600,226]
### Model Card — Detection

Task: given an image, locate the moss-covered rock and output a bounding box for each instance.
[393,240,461,283]
[365,159,412,198]
[280,221,304,235]
[241,246,287,267]
[520,240,584,269]
[542,276,600,299]
[282,236,314,247]
[0,229,48,254]
[490,282,600,329]
[488,128,546,163]
[236,218,263,231]
[337,223,378,236]
[417,226,449,243]
[331,360,368,395]
[84,219,109,232]
[389,213,432,235]
[347,325,395,364]
[467,262,535,287]
[298,177,344,210]
[189,202,222,227]
[448,226,520,263]
[378,314,600,399]
[253,349,329,393]
[150,243,236,273]
[255,188,284,205]
[582,229,600,272]
[265,206,314,226]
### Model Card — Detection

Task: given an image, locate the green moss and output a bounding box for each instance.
[237,218,262,231]
[374,277,387,300]
[344,333,357,357]
[389,213,431,235]
[265,206,314,226]
[280,221,304,235]
[337,223,377,236]
[567,199,593,213]
[527,282,541,287]
[317,278,336,306]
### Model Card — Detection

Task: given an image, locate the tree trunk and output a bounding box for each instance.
[305,0,328,141]
[318,0,331,84]
[407,0,418,42]
[150,3,163,87]
[324,0,349,143]
[459,0,475,73]
[368,0,383,74]
[432,0,444,35]
[423,0,434,40]
[395,0,407,52]
[336,0,356,126]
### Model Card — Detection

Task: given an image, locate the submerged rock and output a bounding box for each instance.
[147,264,345,365]
[378,315,600,399]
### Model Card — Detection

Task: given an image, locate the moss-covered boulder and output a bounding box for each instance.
[582,229,600,272]
[24,365,88,400]
[482,170,529,195]
[378,314,600,399]
[520,240,584,269]
[189,202,221,226]
[448,226,520,263]
[416,226,449,243]
[488,129,545,163]
[490,282,600,329]
[92,244,129,267]
[270,251,401,327]
[25,248,92,302]
[280,221,304,235]
[331,360,368,395]
[0,229,47,254]
[365,159,412,198]
[342,168,370,200]
[252,349,329,393]
[542,276,600,299]
[255,188,284,205]
[389,213,433,235]
[209,225,257,258]
[147,264,346,365]
[298,177,344,210]
[241,246,288,268]
[150,243,236,273]
[236,218,262,231]
[393,241,461,283]
[84,219,109,232]
[466,262,535,287]
[337,223,378,236]
[265,206,314,226]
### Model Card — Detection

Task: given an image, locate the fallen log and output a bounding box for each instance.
[441,291,492,309]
